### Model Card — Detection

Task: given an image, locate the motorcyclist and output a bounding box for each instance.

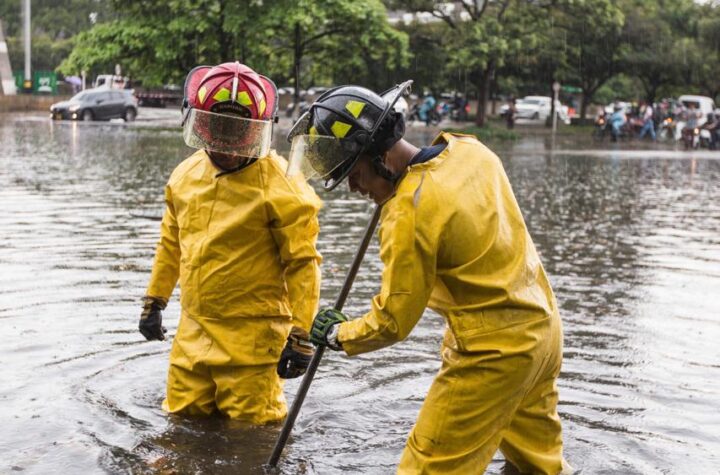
[505,96,517,129]
[681,103,701,148]
[418,91,436,126]
[701,112,719,150]
[451,93,468,121]
[608,105,627,141]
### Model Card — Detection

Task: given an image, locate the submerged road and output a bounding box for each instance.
[1,114,719,474]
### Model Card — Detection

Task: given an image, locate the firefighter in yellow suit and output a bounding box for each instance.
[288,82,572,473]
[138,62,322,424]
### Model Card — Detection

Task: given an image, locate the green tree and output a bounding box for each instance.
[254,0,408,115]
[0,0,110,75]
[619,1,677,103]
[695,3,720,101]
[391,0,554,126]
[0,0,110,38]
[498,8,568,124]
[554,0,625,118]
[59,0,408,100]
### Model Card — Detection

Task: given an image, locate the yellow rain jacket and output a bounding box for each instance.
[338,133,569,474]
[146,149,322,422]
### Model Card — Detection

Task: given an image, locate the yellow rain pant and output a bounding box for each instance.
[338,133,569,473]
[399,313,566,474]
[162,312,288,424]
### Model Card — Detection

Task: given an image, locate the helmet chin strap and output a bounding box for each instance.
[367,112,405,184]
[207,151,257,177]
[370,154,400,183]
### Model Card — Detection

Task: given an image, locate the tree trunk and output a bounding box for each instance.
[547,80,556,128]
[580,91,590,119]
[475,62,495,127]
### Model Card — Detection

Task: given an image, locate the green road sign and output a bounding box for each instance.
[561,85,582,93]
[33,71,57,94]
[13,71,23,90]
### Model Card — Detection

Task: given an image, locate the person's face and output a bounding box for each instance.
[346,155,395,205]
[207,150,251,171]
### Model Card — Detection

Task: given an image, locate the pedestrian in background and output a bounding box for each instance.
[506,96,517,129]
[638,100,656,140]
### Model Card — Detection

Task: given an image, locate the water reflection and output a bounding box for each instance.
[1,117,719,474]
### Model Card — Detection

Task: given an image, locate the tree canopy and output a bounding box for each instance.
[1,0,719,122]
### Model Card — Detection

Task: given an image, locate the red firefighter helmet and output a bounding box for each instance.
[181,62,278,158]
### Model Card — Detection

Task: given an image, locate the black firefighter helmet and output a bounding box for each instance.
[286,80,412,191]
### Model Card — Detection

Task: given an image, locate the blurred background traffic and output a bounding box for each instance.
[0,0,719,149]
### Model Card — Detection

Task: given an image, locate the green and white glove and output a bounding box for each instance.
[310,308,348,350]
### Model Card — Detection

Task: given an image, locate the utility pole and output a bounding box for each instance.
[0,20,18,95]
[23,0,31,92]
[552,81,560,137]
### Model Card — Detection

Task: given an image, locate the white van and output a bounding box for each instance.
[678,95,716,126]
[674,95,717,140]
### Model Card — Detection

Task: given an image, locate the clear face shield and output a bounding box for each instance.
[285,80,413,190]
[285,113,362,186]
[182,108,273,159]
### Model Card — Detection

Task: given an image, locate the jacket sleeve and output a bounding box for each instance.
[145,184,181,300]
[266,163,323,332]
[338,178,439,356]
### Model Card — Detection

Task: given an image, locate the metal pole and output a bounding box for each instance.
[552,81,560,145]
[267,204,383,468]
[23,0,30,87]
[0,21,18,95]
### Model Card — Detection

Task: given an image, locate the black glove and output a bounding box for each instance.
[310,308,348,350]
[277,327,314,379]
[139,296,168,341]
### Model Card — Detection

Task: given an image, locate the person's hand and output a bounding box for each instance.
[138,296,168,341]
[276,327,314,379]
[310,308,348,350]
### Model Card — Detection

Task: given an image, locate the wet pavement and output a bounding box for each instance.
[1,114,719,474]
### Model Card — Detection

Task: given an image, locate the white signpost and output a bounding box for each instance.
[0,21,17,95]
[552,81,561,135]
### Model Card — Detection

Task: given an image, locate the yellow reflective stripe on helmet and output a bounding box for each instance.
[259,98,267,116]
[213,88,231,102]
[331,121,352,138]
[309,126,318,136]
[198,86,208,104]
[237,91,253,106]
[345,100,365,118]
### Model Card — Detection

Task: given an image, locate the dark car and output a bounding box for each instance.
[50,88,138,122]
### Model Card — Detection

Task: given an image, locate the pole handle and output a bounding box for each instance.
[267,204,383,468]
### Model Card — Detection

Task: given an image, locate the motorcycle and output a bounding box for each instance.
[608,118,631,142]
[592,116,608,140]
[681,126,700,150]
[407,103,441,126]
[627,116,645,136]
[659,117,675,141]
[450,101,470,121]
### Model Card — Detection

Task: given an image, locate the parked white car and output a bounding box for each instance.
[501,95,570,123]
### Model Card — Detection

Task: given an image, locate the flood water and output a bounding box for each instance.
[1,115,719,474]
